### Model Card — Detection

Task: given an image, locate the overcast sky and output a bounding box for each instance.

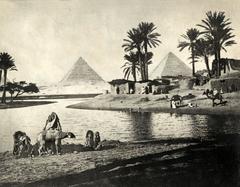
[0,0,240,85]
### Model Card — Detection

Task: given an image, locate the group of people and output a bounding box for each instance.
[141,86,149,94]
[85,130,102,150]
[13,112,102,157]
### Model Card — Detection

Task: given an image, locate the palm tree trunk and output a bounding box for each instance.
[0,70,2,86]
[191,48,195,76]
[214,52,218,77]
[132,63,136,82]
[138,47,144,81]
[204,55,211,77]
[217,48,221,77]
[214,44,221,78]
[144,44,148,81]
[143,63,146,81]
[1,69,7,103]
[145,65,148,81]
[139,57,144,81]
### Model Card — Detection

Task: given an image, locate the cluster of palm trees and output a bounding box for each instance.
[178,11,236,78]
[122,22,161,82]
[0,52,16,103]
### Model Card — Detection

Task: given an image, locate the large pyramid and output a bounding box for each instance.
[50,57,109,94]
[60,57,105,86]
[150,52,192,79]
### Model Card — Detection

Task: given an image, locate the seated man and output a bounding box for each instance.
[85,130,94,150]
[94,131,102,150]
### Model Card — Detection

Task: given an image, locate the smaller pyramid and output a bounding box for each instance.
[150,52,192,79]
[60,57,105,85]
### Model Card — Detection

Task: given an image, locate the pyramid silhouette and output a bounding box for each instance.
[60,57,105,85]
[150,52,192,79]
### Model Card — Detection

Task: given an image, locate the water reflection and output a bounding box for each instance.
[204,115,240,137]
[128,112,153,141]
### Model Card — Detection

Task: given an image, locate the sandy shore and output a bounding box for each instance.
[67,90,240,115]
[1,135,240,187]
[0,139,196,186]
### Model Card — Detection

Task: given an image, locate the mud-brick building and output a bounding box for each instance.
[108,79,135,94]
[210,58,240,93]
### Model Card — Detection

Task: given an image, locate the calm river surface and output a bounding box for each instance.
[0,98,240,152]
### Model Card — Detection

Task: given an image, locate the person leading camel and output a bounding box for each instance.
[37,130,75,155]
[43,112,62,131]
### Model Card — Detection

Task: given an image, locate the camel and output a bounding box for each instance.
[203,89,224,107]
[36,130,75,155]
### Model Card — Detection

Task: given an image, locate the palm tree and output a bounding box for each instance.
[0,52,16,103]
[0,70,2,85]
[197,11,236,77]
[178,28,200,76]
[122,28,144,80]
[122,52,140,81]
[138,22,161,80]
[140,51,153,76]
[195,38,214,77]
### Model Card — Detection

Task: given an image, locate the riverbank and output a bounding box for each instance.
[0,93,99,109]
[67,90,240,115]
[0,101,56,109]
[1,135,240,187]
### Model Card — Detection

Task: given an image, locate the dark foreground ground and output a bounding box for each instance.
[2,135,240,187]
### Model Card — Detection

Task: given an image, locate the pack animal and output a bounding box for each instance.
[203,89,224,107]
[36,130,75,155]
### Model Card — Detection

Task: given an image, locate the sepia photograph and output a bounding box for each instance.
[0,0,240,186]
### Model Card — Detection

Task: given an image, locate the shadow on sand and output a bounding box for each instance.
[4,135,240,187]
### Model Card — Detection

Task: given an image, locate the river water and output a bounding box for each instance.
[0,98,240,152]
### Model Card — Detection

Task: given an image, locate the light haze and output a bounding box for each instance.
[0,0,239,85]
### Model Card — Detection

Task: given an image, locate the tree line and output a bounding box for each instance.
[122,22,161,82]
[121,11,236,82]
[178,11,236,78]
[0,52,39,103]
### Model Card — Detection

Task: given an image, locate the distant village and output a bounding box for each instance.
[45,50,240,98]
